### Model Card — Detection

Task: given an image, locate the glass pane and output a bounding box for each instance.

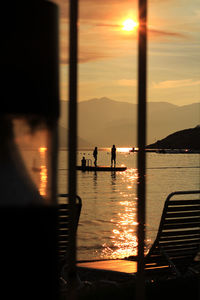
[146,0,200,250]
[78,0,138,261]
[0,116,54,205]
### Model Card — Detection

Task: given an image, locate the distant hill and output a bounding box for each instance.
[59,98,200,147]
[59,126,92,149]
[147,126,200,150]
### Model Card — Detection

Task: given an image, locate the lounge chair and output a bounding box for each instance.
[77,190,200,280]
[140,190,200,278]
[58,193,82,263]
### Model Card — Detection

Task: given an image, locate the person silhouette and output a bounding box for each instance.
[111,145,116,167]
[93,147,98,167]
[81,156,86,170]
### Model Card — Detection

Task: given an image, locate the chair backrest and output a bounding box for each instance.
[58,194,82,261]
[145,190,200,277]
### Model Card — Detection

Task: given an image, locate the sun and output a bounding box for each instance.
[122,19,138,31]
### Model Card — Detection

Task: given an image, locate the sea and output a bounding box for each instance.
[58,149,200,261]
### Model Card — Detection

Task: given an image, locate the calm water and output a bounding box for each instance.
[58,149,200,261]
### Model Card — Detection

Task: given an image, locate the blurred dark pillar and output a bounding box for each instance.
[137,0,148,299]
[0,1,59,299]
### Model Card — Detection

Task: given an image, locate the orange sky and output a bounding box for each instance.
[53,0,200,105]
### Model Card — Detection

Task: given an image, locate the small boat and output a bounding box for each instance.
[76,166,127,172]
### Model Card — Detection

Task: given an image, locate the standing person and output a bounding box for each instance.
[111,145,116,167]
[81,156,86,170]
[93,147,98,167]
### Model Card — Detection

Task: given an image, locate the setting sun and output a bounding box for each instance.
[122,19,138,31]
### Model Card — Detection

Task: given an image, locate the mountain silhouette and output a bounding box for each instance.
[59,126,92,149]
[59,97,200,147]
[147,126,200,150]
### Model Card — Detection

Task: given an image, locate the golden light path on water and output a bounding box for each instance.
[101,167,139,259]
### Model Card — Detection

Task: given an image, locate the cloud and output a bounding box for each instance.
[79,50,113,63]
[60,49,113,64]
[55,0,189,66]
[118,79,137,87]
[153,79,200,89]
[53,0,138,22]
[92,21,186,40]
[95,23,121,28]
[149,28,186,39]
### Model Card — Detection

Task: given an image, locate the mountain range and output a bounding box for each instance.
[59,97,200,148]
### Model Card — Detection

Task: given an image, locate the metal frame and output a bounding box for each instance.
[137,0,148,299]
[68,0,79,289]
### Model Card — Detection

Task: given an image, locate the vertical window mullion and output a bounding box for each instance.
[137,0,148,299]
[68,0,79,287]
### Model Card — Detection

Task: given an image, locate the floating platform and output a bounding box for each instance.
[76,166,127,172]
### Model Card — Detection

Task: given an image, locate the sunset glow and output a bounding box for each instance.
[117,148,133,153]
[39,147,47,153]
[122,19,138,31]
[57,0,199,105]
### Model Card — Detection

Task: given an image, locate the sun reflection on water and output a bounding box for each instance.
[40,165,47,196]
[39,147,48,196]
[101,168,138,259]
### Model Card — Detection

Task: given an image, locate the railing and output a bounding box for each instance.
[86,159,92,167]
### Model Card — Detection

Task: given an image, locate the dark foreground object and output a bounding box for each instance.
[61,270,200,300]
[0,206,58,300]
